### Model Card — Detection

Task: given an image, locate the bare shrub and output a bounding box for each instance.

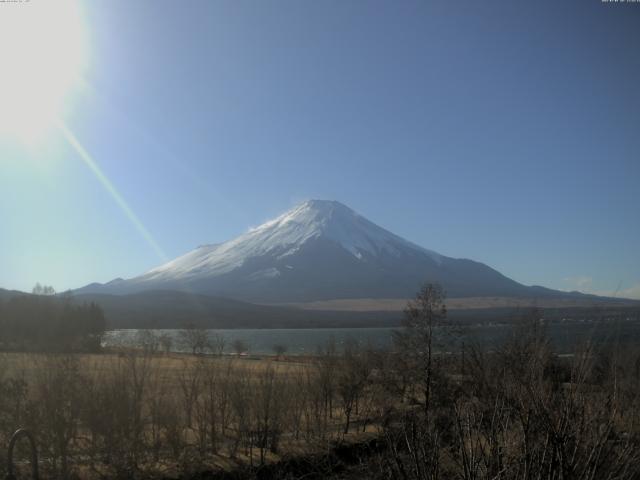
[158,332,173,354]
[29,355,85,479]
[232,339,248,356]
[179,325,210,355]
[337,339,371,434]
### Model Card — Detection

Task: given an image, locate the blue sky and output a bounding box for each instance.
[0,0,638,298]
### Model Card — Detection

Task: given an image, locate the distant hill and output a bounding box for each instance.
[2,287,638,329]
[0,288,29,301]
[49,290,640,329]
[73,290,401,329]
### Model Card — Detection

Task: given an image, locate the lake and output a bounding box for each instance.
[103,321,640,355]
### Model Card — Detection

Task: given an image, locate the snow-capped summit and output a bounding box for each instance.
[142,200,440,283]
[258,200,442,262]
[76,200,564,302]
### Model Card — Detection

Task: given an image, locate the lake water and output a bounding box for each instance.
[104,327,396,355]
[104,321,640,355]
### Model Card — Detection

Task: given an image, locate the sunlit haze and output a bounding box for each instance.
[0,0,87,144]
[0,0,638,299]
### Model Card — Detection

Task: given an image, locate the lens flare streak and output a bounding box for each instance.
[57,121,167,261]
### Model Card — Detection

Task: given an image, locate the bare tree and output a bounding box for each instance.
[177,358,204,428]
[136,329,159,354]
[30,355,84,479]
[337,339,371,434]
[179,324,210,355]
[252,364,286,464]
[316,337,338,426]
[158,332,173,354]
[272,344,287,358]
[32,283,56,295]
[210,332,226,356]
[232,339,248,356]
[393,283,447,416]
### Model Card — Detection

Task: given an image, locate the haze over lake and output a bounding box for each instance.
[105,322,640,356]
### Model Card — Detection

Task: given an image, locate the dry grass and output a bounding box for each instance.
[0,349,382,479]
[276,296,639,311]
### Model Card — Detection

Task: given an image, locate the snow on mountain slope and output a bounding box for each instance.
[75,200,573,302]
[142,200,441,281]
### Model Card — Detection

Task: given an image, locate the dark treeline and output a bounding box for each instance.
[0,293,106,352]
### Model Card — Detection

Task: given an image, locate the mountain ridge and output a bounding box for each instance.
[73,200,613,303]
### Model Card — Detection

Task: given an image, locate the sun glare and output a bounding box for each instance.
[0,0,87,145]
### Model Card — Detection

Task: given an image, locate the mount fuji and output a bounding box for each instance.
[76,200,584,304]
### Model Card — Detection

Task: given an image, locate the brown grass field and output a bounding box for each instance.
[278,295,639,311]
[0,349,382,479]
[2,311,640,480]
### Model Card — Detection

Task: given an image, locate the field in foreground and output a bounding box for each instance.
[0,349,383,479]
[2,313,640,480]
